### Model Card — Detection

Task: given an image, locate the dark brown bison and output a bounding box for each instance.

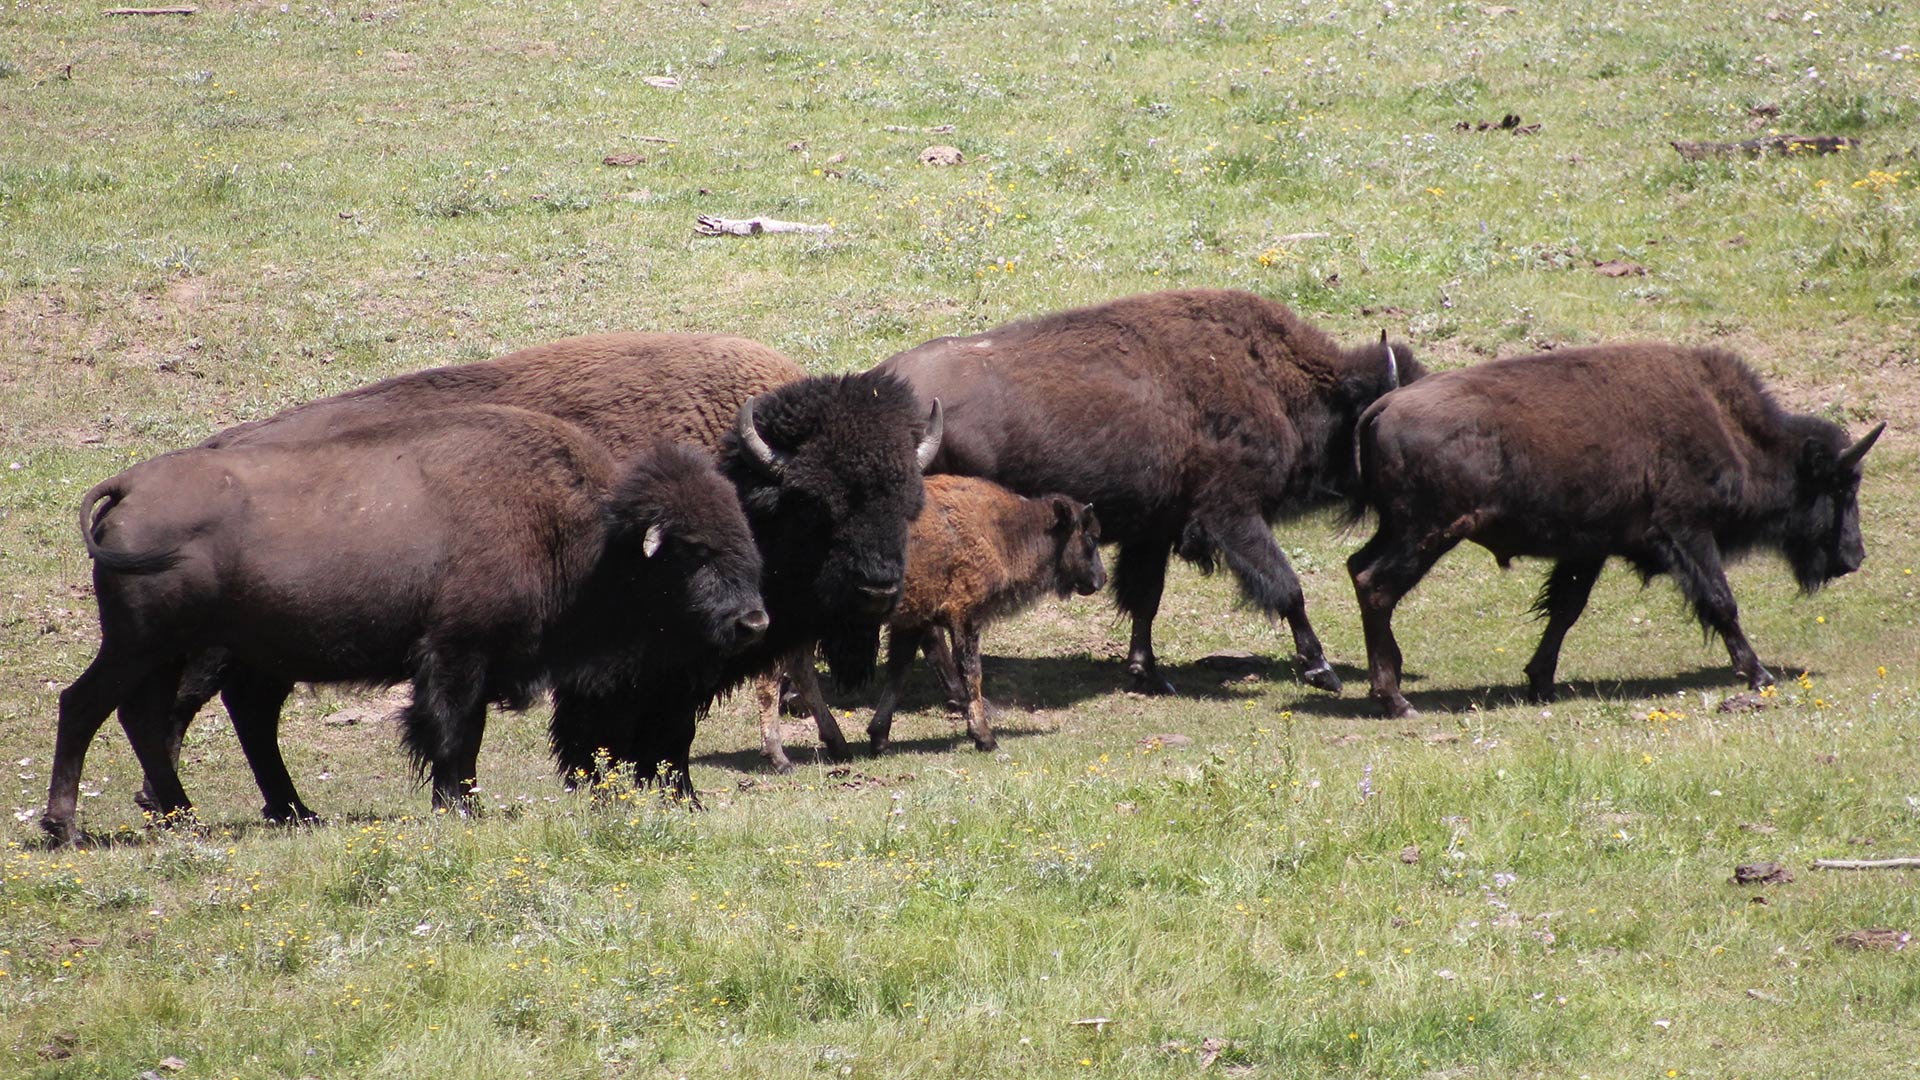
[1345,343,1886,718]
[43,407,766,844]
[139,333,939,813]
[759,474,1106,770]
[872,288,1418,694]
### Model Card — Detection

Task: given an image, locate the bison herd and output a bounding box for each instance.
[41,288,1885,845]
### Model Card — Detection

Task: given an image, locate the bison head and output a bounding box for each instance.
[1781,419,1884,592]
[723,371,940,686]
[1047,496,1107,598]
[604,442,768,657]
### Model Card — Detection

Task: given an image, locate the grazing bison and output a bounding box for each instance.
[43,408,766,845]
[1345,343,1886,718]
[140,334,939,812]
[759,475,1106,770]
[873,289,1419,694]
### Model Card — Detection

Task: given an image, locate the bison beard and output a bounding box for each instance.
[1346,342,1884,718]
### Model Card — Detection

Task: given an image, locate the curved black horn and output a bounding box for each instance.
[915,399,944,472]
[1838,421,1887,468]
[736,395,783,474]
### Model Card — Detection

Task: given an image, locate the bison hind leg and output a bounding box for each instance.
[1190,508,1339,693]
[1523,558,1605,703]
[1112,536,1177,695]
[1347,524,1459,718]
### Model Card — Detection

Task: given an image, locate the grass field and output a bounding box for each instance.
[3,1,1919,1076]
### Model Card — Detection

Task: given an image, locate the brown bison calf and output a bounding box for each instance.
[43,407,766,844]
[1346,343,1885,718]
[761,475,1104,769]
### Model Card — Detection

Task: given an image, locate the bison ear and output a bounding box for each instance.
[736,395,786,476]
[642,523,666,559]
[1048,495,1076,531]
[915,399,944,472]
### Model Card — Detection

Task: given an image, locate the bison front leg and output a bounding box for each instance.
[1658,531,1774,690]
[1523,558,1605,703]
[868,626,927,757]
[1113,536,1178,695]
[754,673,795,774]
[1347,526,1455,718]
[403,652,489,814]
[786,654,851,763]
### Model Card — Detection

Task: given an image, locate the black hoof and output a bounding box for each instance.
[1301,662,1342,694]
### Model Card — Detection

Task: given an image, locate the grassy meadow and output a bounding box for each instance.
[3,0,1919,1075]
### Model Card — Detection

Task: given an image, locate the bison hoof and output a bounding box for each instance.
[820,740,854,765]
[263,805,322,825]
[972,735,999,752]
[1128,667,1177,695]
[867,737,891,758]
[1301,661,1342,694]
[1746,667,1776,691]
[1525,684,1558,705]
[40,814,78,848]
[133,787,161,814]
[769,759,795,776]
[1373,694,1417,719]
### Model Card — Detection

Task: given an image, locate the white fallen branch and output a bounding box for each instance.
[1811,857,1920,871]
[695,214,833,237]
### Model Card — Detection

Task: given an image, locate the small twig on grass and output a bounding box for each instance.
[1670,134,1858,160]
[103,5,197,13]
[1810,857,1920,871]
[695,215,833,237]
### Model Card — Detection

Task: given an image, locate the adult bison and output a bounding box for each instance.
[43,408,767,845]
[1345,343,1886,718]
[135,333,939,814]
[873,289,1418,694]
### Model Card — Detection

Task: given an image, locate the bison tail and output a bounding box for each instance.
[77,479,183,575]
[1339,399,1389,530]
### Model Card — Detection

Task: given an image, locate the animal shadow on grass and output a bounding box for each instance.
[1279,663,1801,719]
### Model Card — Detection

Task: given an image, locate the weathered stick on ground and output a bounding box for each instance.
[1811,857,1920,871]
[1670,134,1858,160]
[695,215,833,237]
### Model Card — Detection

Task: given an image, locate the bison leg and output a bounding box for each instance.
[137,648,226,816]
[868,626,929,756]
[1113,536,1178,694]
[1658,532,1774,690]
[44,645,154,845]
[220,666,318,824]
[754,672,795,774]
[404,652,489,813]
[953,622,996,752]
[119,658,196,825]
[1196,509,1341,693]
[1523,558,1605,703]
[919,627,965,710]
[1347,526,1456,718]
[787,653,851,763]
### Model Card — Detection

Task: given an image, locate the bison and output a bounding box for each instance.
[873,289,1418,694]
[135,334,939,813]
[758,475,1106,770]
[43,407,767,845]
[1345,343,1886,718]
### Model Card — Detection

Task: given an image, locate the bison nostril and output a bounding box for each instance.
[738,609,770,636]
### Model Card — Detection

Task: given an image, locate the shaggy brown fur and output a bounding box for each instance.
[760,475,1104,769]
[44,409,765,844]
[1347,342,1885,718]
[874,288,1420,695]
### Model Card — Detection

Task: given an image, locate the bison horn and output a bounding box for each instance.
[1385,344,1399,391]
[915,399,944,472]
[736,395,785,475]
[1838,420,1887,468]
[642,523,665,558]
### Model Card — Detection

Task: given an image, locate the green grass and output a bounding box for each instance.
[3,1,1919,1076]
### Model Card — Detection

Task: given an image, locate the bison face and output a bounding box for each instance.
[606,443,769,658]
[725,372,939,686]
[1783,421,1883,592]
[1049,496,1108,598]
